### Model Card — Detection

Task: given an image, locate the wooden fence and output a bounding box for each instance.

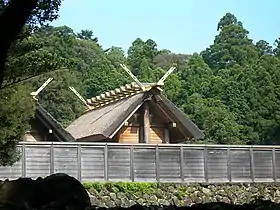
[0,142,279,183]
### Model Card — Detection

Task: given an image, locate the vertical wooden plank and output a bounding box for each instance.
[119,126,139,144]
[272,148,276,182]
[150,127,164,144]
[155,145,159,182]
[104,144,108,181]
[139,126,144,143]
[180,146,184,182]
[250,147,255,182]
[164,128,170,143]
[143,102,151,143]
[204,146,208,183]
[77,145,82,181]
[21,144,26,177]
[130,145,135,182]
[50,144,54,174]
[227,147,232,182]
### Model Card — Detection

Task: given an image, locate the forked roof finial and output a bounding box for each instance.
[120,63,176,87]
[156,66,176,86]
[120,64,146,91]
[30,78,53,101]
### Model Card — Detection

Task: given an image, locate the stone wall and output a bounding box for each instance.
[83,182,280,208]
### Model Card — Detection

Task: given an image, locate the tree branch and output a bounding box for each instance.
[0,0,38,88]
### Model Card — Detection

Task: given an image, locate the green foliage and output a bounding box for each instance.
[0,0,62,165]
[0,0,62,28]
[83,182,157,194]
[83,182,104,192]
[29,69,85,127]
[181,13,280,145]
[84,182,280,207]
[0,84,35,166]
[3,11,280,165]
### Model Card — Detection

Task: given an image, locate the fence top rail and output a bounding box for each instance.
[17,141,280,149]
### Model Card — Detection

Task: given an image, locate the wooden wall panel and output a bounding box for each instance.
[150,127,164,144]
[21,131,41,142]
[119,126,139,144]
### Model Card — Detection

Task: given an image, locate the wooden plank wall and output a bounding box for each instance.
[1,143,279,183]
[119,126,139,144]
[118,126,164,144]
[150,127,163,144]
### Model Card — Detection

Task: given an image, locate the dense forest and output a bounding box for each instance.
[1,1,280,165]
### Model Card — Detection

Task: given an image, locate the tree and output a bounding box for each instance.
[256,40,273,56]
[201,13,258,70]
[184,93,242,144]
[153,51,190,70]
[77,29,94,40]
[138,58,155,82]
[127,38,145,74]
[127,38,158,75]
[0,84,35,165]
[0,0,62,165]
[3,10,280,167]
[31,70,85,127]
[273,38,280,57]
[106,47,127,68]
[0,0,62,88]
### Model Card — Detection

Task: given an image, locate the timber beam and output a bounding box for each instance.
[142,102,151,143]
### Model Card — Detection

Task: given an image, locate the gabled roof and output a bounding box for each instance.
[66,83,204,141]
[35,103,75,142]
[153,94,204,139]
[66,93,145,140]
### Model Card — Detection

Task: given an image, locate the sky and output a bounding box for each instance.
[52,0,280,55]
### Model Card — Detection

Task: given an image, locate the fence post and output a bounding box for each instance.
[227,147,232,182]
[155,145,160,182]
[272,148,276,182]
[21,144,26,177]
[204,146,208,183]
[50,144,54,174]
[250,147,255,182]
[130,145,135,182]
[104,144,108,181]
[77,145,82,181]
[180,146,184,183]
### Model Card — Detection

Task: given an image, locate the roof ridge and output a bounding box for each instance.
[85,82,159,111]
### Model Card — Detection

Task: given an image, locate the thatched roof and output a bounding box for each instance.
[66,83,204,141]
[66,93,145,141]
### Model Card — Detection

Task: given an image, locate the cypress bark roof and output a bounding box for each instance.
[66,83,204,141]
[66,93,145,140]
